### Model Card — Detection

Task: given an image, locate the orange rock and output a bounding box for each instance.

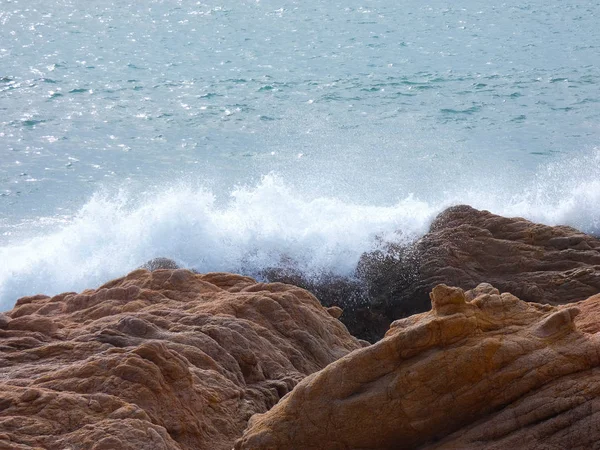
[378,205,600,321]
[0,269,361,450]
[236,283,600,450]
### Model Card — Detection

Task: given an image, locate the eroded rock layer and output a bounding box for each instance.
[0,269,362,450]
[387,205,600,318]
[236,283,600,450]
[266,205,600,341]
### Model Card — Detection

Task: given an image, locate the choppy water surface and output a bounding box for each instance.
[1,0,599,307]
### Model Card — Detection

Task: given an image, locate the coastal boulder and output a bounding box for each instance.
[236,283,600,449]
[0,269,362,450]
[357,205,600,334]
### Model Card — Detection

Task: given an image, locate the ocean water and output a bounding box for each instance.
[1,0,599,308]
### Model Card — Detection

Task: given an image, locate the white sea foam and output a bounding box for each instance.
[1,149,599,310]
[0,174,438,309]
[461,148,600,232]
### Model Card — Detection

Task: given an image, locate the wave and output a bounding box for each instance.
[0,175,438,309]
[1,149,599,310]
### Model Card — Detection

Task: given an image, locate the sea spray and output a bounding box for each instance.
[0,174,436,309]
[1,148,600,310]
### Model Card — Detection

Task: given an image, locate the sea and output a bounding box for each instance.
[1,0,599,309]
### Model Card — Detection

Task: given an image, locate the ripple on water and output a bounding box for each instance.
[1,0,599,249]
[440,106,482,115]
[18,119,48,128]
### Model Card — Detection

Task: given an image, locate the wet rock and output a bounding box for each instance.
[388,205,600,322]
[314,205,600,341]
[259,268,385,341]
[140,257,180,271]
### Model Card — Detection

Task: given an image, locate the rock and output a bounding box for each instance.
[265,206,600,341]
[0,313,12,329]
[236,283,600,450]
[140,257,180,271]
[325,306,343,319]
[358,205,600,337]
[259,268,383,341]
[0,269,362,450]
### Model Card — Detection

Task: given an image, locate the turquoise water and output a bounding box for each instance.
[1,0,599,307]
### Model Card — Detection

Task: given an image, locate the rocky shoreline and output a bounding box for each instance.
[264,205,600,341]
[1,206,599,449]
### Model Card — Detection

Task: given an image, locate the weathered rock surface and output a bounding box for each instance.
[371,204,600,328]
[265,205,600,341]
[0,269,362,449]
[236,283,600,450]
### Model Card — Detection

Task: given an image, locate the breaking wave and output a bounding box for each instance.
[1,149,599,310]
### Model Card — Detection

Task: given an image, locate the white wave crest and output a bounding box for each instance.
[1,149,599,310]
[0,174,437,309]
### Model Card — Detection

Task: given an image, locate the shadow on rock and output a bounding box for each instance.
[263,205,600,343]
[260,241,420,343]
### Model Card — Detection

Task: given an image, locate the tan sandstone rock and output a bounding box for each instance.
[236,283,600,450]
[0,269,362,450]
[379,205,600,319]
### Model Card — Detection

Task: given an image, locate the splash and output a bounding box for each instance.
[0,174,437,309]
[1,149,599,310]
